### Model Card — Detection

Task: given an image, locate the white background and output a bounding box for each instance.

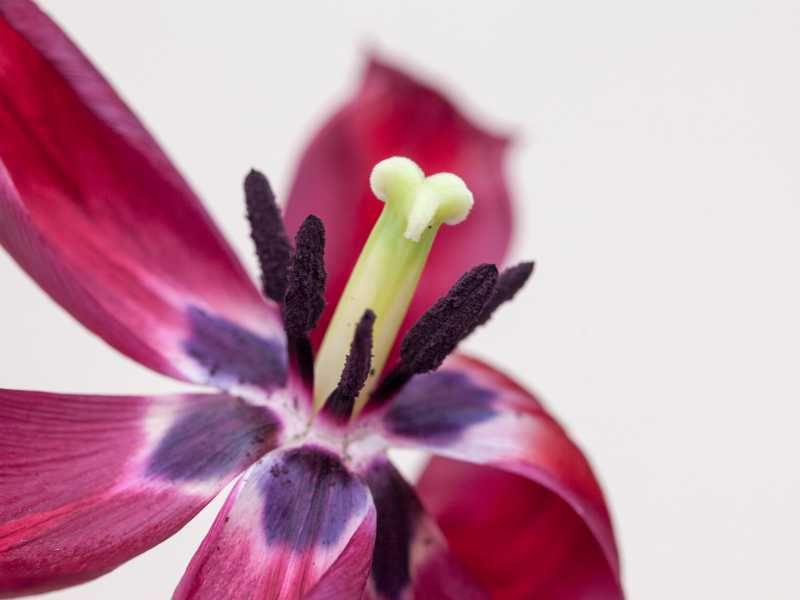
[4,1,799,598]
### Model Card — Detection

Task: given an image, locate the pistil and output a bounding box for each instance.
[313,157,473,414]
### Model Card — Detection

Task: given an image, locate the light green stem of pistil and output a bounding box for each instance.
[313,157,474,415]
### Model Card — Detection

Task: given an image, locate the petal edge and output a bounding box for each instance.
[373,354,624,599]
[0,389,281,596]
[0,2,285,384]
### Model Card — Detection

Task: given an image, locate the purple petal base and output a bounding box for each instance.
[175,445,375,599]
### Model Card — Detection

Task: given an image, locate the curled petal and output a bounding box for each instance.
[284,57,512,356]
[360,459,486,600]
[0,2,285,386]
[374,354,624,599]
[419,459,623,600]
[174,445,375,600]
[0,389,283,596]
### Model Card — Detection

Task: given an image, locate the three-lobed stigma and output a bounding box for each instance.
[369,157,473,242]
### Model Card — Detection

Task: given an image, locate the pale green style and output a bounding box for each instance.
[314,156,474,414]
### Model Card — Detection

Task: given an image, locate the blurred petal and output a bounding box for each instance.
[360,459,486,600]
[419,459,623,600]
[0,2,285,386]
[284,57,512,357]
[374,354,624,599]
[0,389,283,596]
[174,446,375,600]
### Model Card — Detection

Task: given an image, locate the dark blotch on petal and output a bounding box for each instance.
[148,400,281,481]
[363,460,422,600]
[184,306,287,389]
[261,447,366,550]
[385,371,496,442]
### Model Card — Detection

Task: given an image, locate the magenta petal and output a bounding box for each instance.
[174,446,375,600]
[301,520,377,600]
[284,57,512,356]
[360,459,486,600]
[375,354,624,599]
[0,3,284,384]
[419,459,623,600]
[0,389,283,596]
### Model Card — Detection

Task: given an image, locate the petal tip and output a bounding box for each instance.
[359,52,513,148]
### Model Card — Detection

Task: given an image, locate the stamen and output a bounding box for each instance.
[244,170,292,303]
[284,215,327,338]
[474,261,535,329]
[371,262,532,404]
[284,215,326,384]
[371,264,497,401]
[314,157,474,413]
[322,310,375,422]
[400,263,498,373]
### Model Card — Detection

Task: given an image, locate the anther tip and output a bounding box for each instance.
[299,213,325,233]
[244,168,266,185]
[516,261,535,277]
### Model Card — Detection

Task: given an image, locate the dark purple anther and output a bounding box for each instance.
[323,309,375,421]
[400,263,497,374]
[473,261,535,330]
[371,263,498,402]
[283,214,327,383]
[284,215,327,338]
[244,169,292,303]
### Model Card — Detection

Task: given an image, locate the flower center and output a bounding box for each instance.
[313,157,473,414]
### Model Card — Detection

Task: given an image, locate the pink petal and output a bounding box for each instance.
[283,57,513,356]
[0,389,284,596]
[373,354,624,599]
[174,446,376,600]
[0,3,285,385]
[360,459,486,600]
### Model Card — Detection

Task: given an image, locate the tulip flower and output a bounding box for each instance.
[0,2,623,598]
